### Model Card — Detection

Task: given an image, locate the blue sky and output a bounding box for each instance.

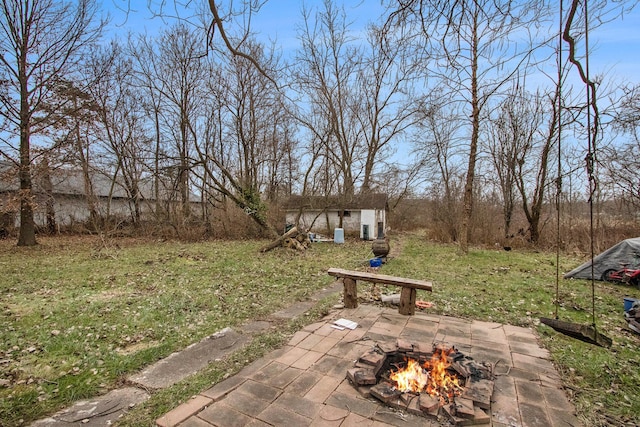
[104,1,640,87]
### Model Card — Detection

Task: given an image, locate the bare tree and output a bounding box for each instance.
[85,41,152,226]
[386,0,547,253]
[293,0,365,199]
[413,92,466,242]
[129,33,168,220]
[357,24,421,194]
[496,84,559,244]
[191,39,286,237]
[0,0,103,245]
[606,83,640,209]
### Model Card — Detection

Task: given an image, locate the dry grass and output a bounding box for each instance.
[1,233,639,426]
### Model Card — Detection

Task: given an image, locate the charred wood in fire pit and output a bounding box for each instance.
[351,340,494,425]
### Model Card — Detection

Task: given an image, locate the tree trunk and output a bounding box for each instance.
[459,8,480,255]
[41,157,57,234]
[17,62,36,246]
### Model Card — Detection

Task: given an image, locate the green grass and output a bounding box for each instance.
[1,234,639,426]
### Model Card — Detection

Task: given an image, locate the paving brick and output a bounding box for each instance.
[267,366,303,388]
[156,395,212,427]
[399,326,437,343]
[200,376,245,401]
[504,324,537,342]
[304,375,341,403]
[288,330,311,346]
[275,346,309,366]
[311,335,340,353]
[309,354,348,377]
[371,408,428,426]
[510,340,551,359]
[275,392,323,418]
[508,366,540,382]
[220,389,270,417]
[177,416,216,427]
[328,341,371,362]
[236,379,281,402]
[547,406,582,426]
[245,419,272,427]
[412,312,442,322]
[470,323,509,345]
[437,322,472,338]
[286,370,323,396]
[540,384,576,411]
[236,354,278,378]
[468,344,512,368]
[257,403,312,426]
[377,312,409,326]
[298,333,325,350]
[519,402,551,427]
[511,352,557,376]
[406,316,438,329]
[314,323,341,337]
[303,321,326,332]
[198,402,254,427]
[369,321,405,337]
[153,310,576,427]
[324,391,379,418]
[515,378,545,406]
[252,361,288,383]
[538,371,563,386]
[311,405,350,427]
[490,376,521,426]
[291,349,324,370]
[433,335,472,350]
[341,326,367,343]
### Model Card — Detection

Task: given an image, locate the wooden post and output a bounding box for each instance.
[343,278,358,308]
[399,287,416,315]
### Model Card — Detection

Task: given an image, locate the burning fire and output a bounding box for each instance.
[389,347,463,402]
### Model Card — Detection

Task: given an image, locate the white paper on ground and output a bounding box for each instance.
[333,318,358,330]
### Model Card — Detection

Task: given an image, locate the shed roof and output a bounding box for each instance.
[284,193,388,211]
[0,162,199,202]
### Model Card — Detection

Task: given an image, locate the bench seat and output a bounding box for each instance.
[327,267,433,315]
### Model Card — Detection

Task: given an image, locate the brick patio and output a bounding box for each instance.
[156,305,582,427]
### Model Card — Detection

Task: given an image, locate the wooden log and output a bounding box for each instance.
[343,277,358,308]
[260,226,299,252]
[399,287,416,315]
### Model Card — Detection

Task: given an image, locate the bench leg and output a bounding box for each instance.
[343,278,358,308]
[399,287,416,315]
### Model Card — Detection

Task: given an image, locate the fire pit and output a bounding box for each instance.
[346,338,494,425]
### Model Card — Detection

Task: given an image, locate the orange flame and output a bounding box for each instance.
[389,348,463,402]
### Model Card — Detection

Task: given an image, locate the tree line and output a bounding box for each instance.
[1,0,639,250]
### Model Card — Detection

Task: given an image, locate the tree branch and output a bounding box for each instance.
[207,0,277,88]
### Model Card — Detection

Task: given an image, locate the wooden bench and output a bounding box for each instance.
[327,267,433,315]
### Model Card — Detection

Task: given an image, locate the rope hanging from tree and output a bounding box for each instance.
[542,0,611,347]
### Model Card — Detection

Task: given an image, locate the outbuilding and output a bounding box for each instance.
[284,193,388,241]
